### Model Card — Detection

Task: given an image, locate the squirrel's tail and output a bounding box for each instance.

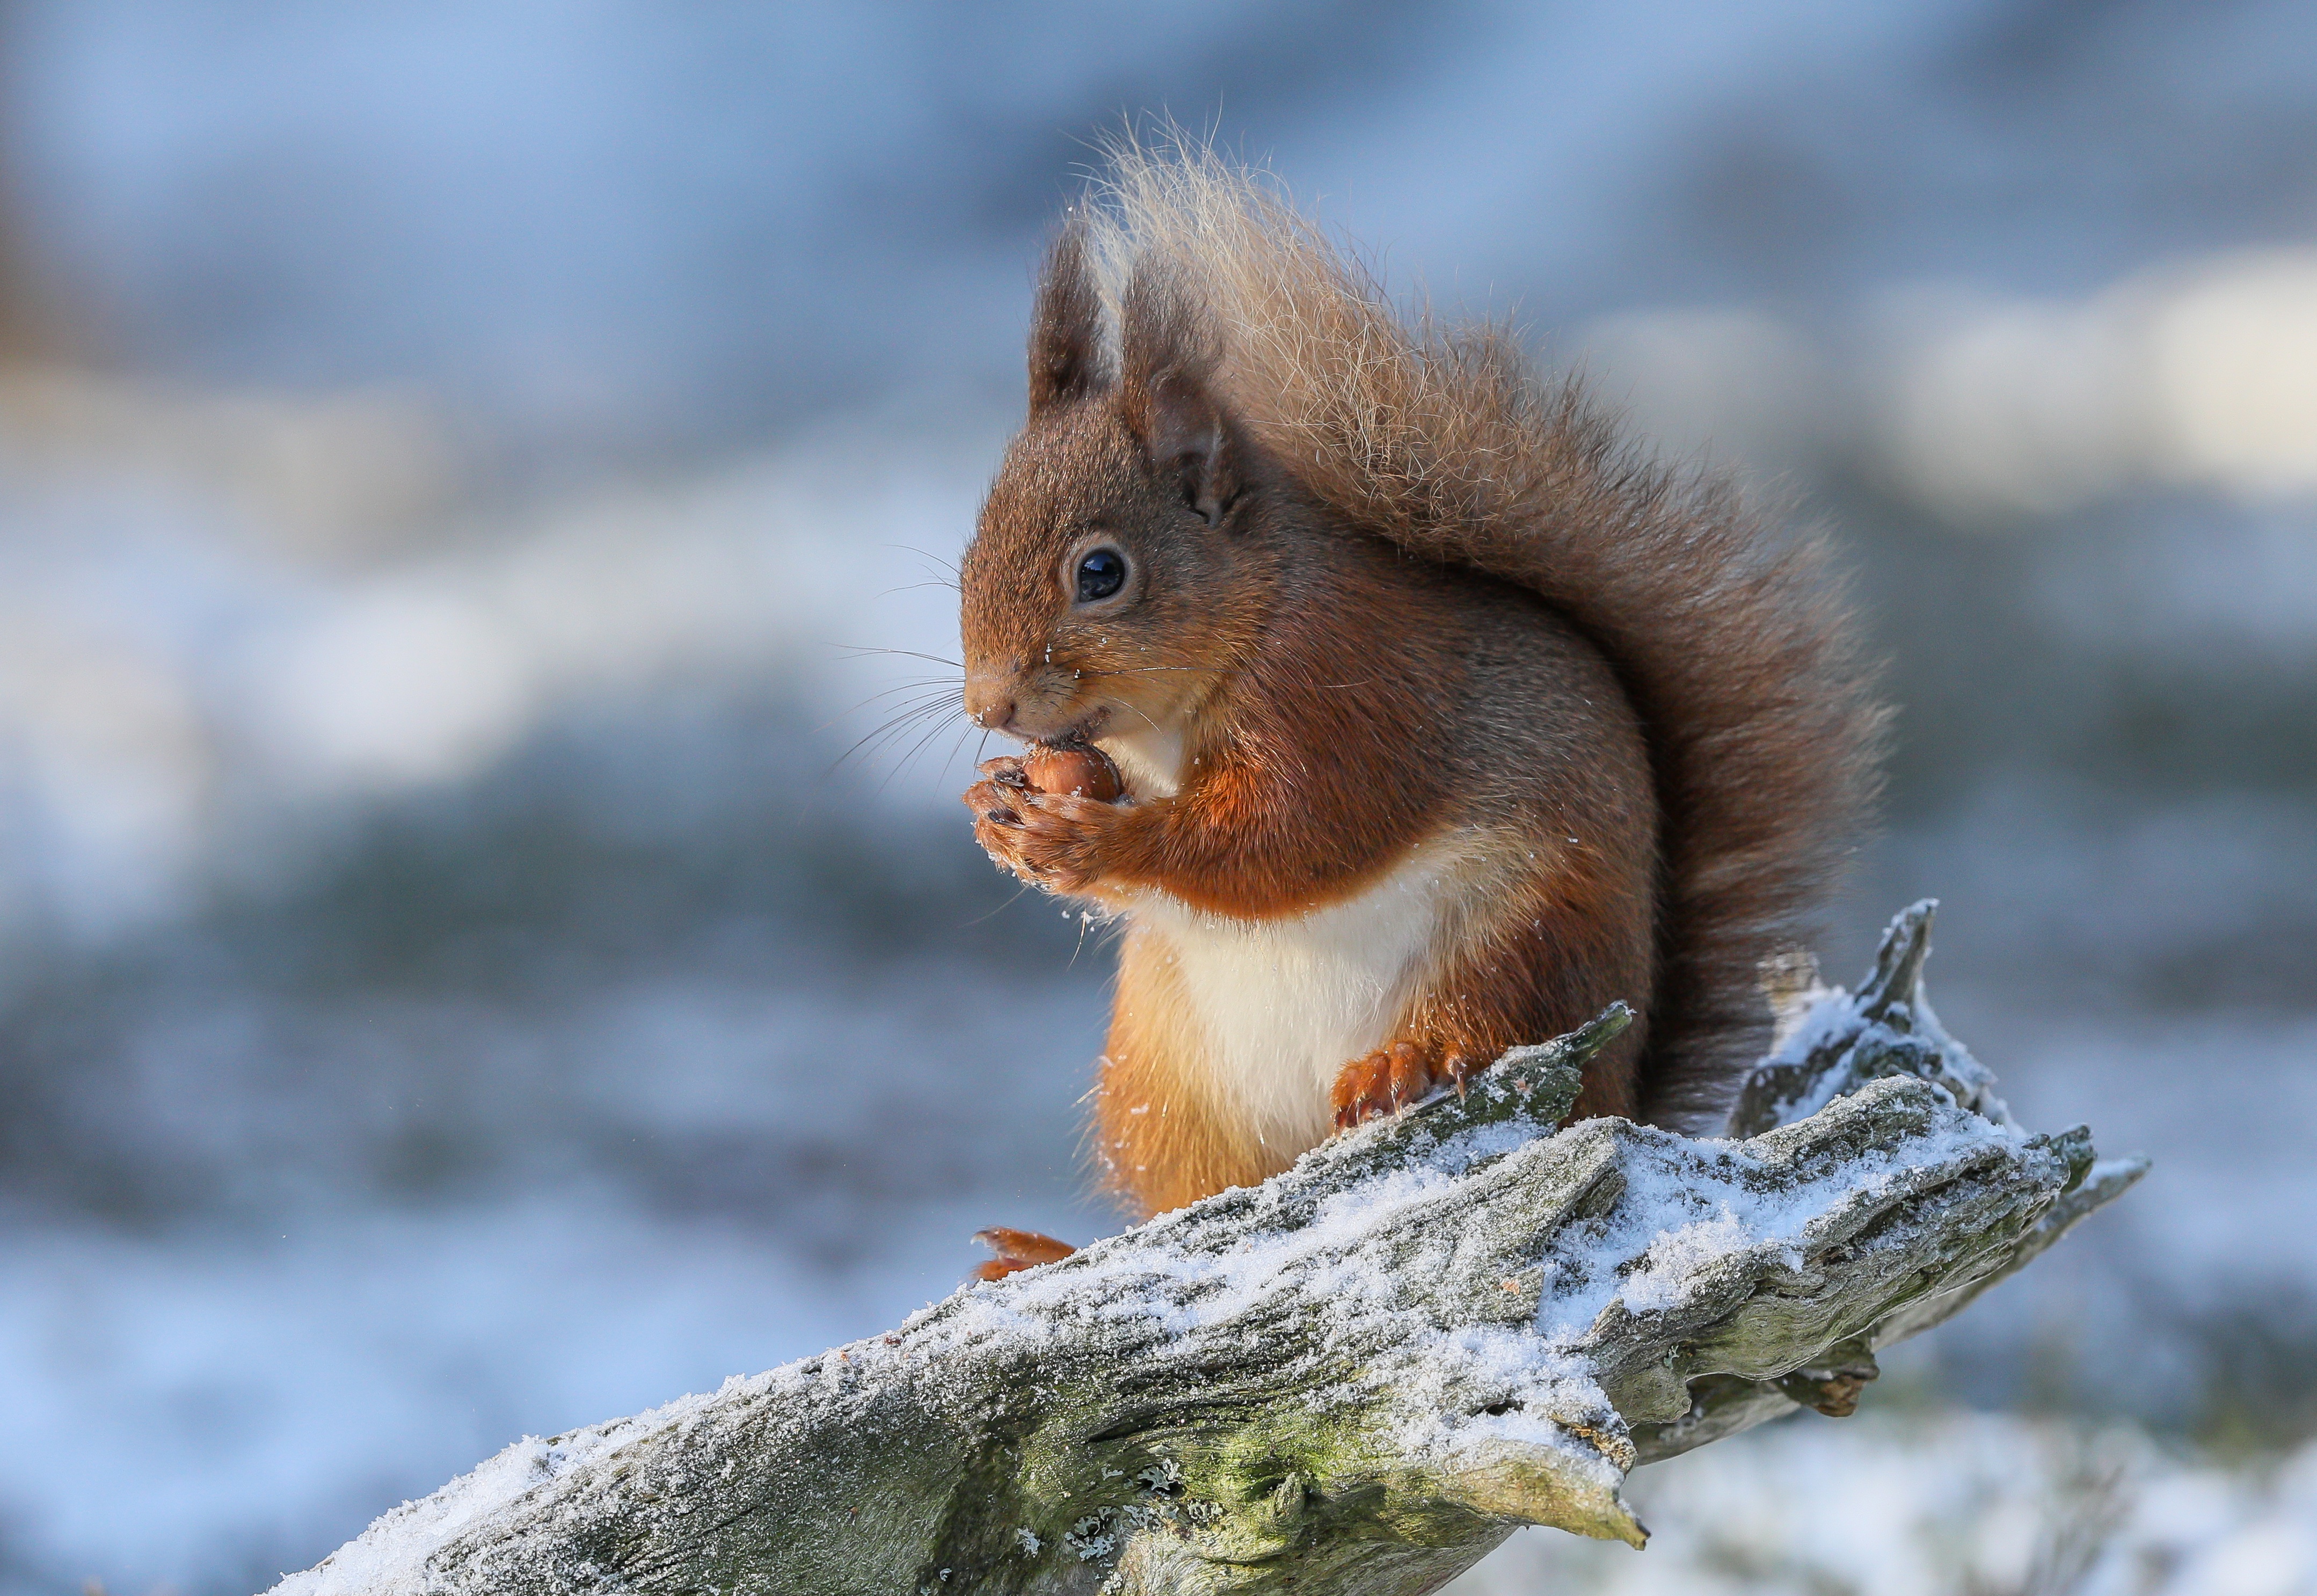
[1080,135,1887,1128]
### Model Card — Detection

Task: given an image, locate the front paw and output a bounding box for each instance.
[1330,1039,1477,1129]
[963,757,1123,893]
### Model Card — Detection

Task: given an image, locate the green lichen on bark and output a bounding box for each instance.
[273,904,2143,1596]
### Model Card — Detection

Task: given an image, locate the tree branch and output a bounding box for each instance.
[273,901,2143,1595]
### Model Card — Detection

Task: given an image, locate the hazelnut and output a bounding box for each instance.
[1023,744,1123,803]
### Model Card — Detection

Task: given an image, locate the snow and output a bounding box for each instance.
[1617,1209,1774,1313]
[0,1200,982,1595]
[248,998,2085,1590]
[0,410,1000,948]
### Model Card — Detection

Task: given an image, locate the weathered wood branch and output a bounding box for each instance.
[274,902,2143,1595]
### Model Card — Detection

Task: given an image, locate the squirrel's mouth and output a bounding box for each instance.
[1039,705,1112,748]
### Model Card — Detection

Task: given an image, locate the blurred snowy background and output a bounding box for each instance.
[0,3,2313,1592]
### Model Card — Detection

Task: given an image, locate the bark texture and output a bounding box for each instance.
[274,901,2143,1595]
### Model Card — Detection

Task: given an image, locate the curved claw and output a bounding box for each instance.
[972,1226,1077,1281]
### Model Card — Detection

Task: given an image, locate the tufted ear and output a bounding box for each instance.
[1027,221,1106,413]
[1119,263,1242,526]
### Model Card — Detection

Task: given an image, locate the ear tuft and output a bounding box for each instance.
[1028,221,1106,412]
[1119,263,1242,526]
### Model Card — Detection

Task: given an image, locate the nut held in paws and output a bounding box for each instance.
[1024,744,1123,803]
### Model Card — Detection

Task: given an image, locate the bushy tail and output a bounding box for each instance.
[1079,136,1886,1127]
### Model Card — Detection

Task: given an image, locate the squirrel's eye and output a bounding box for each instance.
[1075,546,1128,603]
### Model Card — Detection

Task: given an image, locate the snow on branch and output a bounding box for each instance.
[272,901,2144,1596]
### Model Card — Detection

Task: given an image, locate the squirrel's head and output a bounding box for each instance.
[960,225,1276,786]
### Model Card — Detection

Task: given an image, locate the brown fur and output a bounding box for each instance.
[959,141,1882,1222]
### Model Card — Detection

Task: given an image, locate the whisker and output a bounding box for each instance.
[883,707,972,792]
[827,643,965,670]
[851,722,953,784]
[830,699,958,776]
[833,712,945,777]
[884,542,962,579]
[864,675,963,691]
[850,681,961,709]
[818,679,963,731]
[961,879,1037,928]
[819,687,959,741]
[941,719,982,778]
[1093,693,1165,735]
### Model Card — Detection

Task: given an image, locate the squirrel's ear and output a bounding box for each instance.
[1028,222,1105,413]
[1119,265,1241,527]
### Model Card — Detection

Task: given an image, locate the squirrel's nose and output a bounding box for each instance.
[963,674,1017,732]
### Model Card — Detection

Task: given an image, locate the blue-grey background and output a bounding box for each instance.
[1,4,2314,1592]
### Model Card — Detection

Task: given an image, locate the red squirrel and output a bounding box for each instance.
[958,147,1881,1270]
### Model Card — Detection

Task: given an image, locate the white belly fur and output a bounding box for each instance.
[1095,722,1185,801]
[1128,836,1481,1158]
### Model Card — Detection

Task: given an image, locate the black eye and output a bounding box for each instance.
[1075,546,1127,603]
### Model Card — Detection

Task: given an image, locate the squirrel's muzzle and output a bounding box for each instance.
[963,673,1018,733]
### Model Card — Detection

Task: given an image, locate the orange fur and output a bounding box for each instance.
[1095,925,1274,1215]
